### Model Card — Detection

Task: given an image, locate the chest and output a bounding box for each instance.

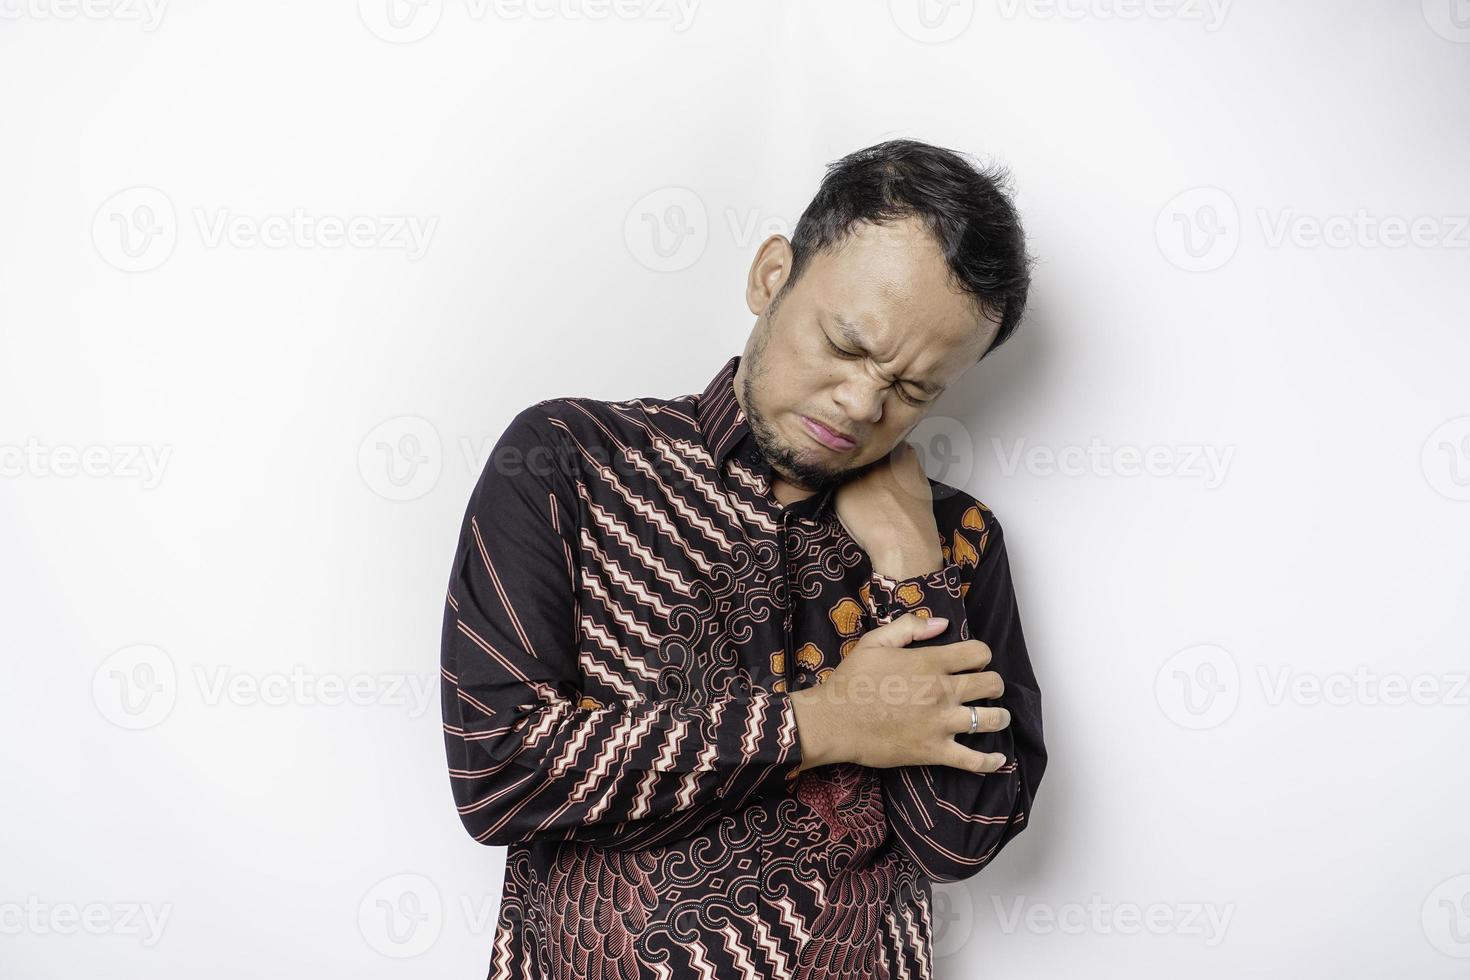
[569,466,878,701]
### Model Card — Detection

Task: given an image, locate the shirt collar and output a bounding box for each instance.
[698,355,751,467]
[697,355,837,522]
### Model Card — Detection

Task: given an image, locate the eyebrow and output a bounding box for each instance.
[830,314,943,395]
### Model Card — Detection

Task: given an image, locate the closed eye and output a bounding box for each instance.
[826,332,932,407]
[823,333,860,359]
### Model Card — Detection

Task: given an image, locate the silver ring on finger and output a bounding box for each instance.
[967,704,979,735]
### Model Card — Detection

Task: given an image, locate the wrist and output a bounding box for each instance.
[788,687,845,772]
[870,543,943,580]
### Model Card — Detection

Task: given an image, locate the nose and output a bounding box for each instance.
[830,371,886,427]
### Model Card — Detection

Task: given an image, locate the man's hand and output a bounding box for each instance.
[834,441,943,579]
[788,613,1010,774]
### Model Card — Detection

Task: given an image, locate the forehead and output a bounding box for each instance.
[801,218,991,365]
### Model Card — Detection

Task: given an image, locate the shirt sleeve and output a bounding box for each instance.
[860,507,1047,882]
[440,405,803,850]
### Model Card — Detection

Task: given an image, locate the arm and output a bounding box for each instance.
[862,509,1047,882]
[440,405,802,850]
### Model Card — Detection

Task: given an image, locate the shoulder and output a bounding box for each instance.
[502,390,699,447]
[927,478,1006,569]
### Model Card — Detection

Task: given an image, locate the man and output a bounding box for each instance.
[440,138,1045,979]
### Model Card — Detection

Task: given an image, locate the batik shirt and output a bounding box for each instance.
[440,355,1046,979]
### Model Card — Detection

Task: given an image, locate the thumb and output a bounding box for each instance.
[864,612,949,649]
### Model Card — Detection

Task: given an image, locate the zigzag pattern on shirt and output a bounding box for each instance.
[442,359,1034,980]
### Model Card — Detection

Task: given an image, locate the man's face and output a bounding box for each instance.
[734,216,997,492]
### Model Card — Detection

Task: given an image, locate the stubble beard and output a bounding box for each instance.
[740,312,874,494]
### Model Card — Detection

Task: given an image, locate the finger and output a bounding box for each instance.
[940,639,992,673]
[947,704,1011,735]
[935,740,1008,774]
[863,612,948,649]
[953,670,1005,702]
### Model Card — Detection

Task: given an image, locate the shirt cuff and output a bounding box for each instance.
[861,563,970,642]
[769,690,806,790]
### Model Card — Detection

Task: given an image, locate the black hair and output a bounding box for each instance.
[777,138,1034,359]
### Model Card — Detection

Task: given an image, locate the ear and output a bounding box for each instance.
[745,235,794,316]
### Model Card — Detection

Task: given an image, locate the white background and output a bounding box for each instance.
[3,1,1468,977]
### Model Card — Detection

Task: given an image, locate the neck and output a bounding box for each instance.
[771,474,815,507]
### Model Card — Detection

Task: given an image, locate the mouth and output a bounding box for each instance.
[798,415,858,452]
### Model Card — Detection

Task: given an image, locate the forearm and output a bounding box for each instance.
[445,663,802,848]
[861,514,1047,882]
[443,404,806,850]
[880,714,1036,882]
[782,515,941,773]
[865,523,944,581]
[788,684,846,772]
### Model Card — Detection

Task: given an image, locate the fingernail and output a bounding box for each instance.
[926,617,948,630]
